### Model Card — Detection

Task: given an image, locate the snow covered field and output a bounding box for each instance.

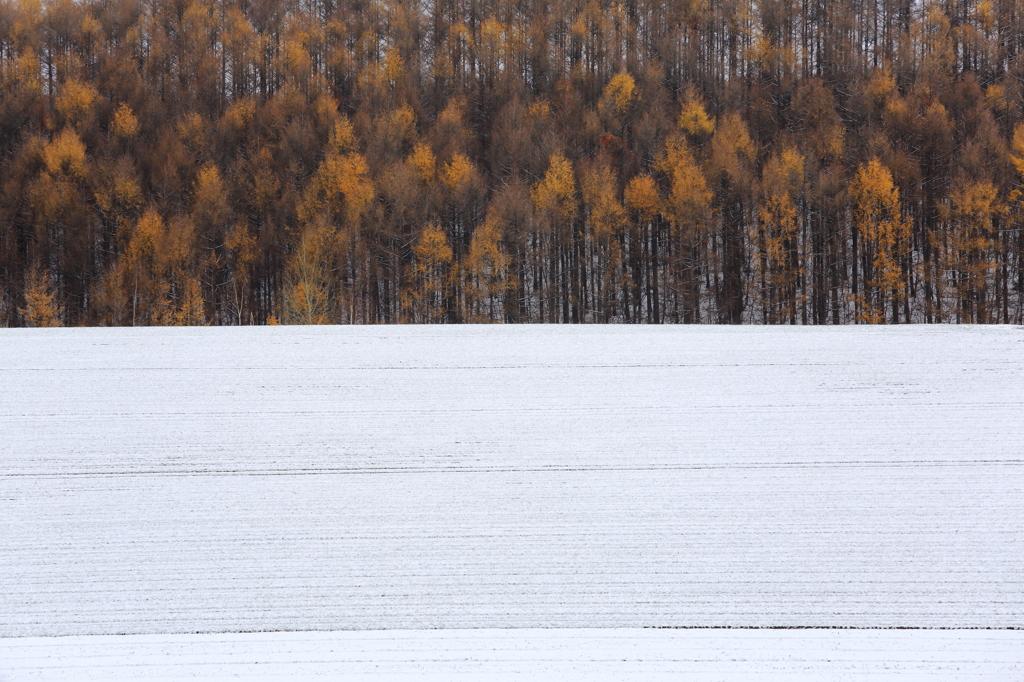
[1,325,1022,677]
[2,628,1022,681]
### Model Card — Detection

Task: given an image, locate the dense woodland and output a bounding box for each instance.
[2,0,1024,325]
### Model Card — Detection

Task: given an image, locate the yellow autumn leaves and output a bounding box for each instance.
[849,158,911,324]
[15,65,1023,327]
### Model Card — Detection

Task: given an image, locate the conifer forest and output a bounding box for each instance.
[2,0,1024,325]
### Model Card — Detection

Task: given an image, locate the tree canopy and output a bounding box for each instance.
[1,0,1023,325]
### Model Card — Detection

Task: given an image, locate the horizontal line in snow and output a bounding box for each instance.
[4,459,1022,478]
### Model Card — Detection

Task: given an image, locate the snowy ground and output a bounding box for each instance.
[1,326,1022,676]
[2,628,1022,681]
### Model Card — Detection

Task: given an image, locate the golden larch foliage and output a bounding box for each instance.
[282,39,312,83]
[943,179,1002,322]
[126,208,163,274]
[603,71,636,115]
[329,118,358,154]
[657,133,711,236]
[413,223,453,266]
[754,147,805,323]
[816,124,846,161]
[95,168,143,220]
[985,84,1009,113]
[171,277,207,325]
[12,52,43,95]
[285,224,334,325]
[383,47,405,82]
[225,223,258,277]
[177,113,207,149]
[158,216,198,276]
[582,161,627,240]
[582,160,628,317]
[624,175,662,221]
[850,158,911,323]
[195,165,226,206]
[527,100,550,121]
[388,105,416,143]
[532,152,578,222]
[479,18,505,59]
[709,113,756,182]
[111,103,139,139]
[55,80,98,124]
[114,176,143,212]
[442,153,475,192]
[193,164,231,232]
[465,214,511,321]
[408,142,437,183]
[222,98,255,131]
[20,265,62,327]
[42,129,87,177]
[678,100,715,138]
[864,66,896,103]
[306,148,375,225]
[405,223,454,322]
[1009,123,1024,179]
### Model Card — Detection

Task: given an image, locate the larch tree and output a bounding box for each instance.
[850,158,912,324]
[657,132,712,323]
[944,179,1002,323]
[532,152,579,322]
[404,223,454,322]
[19,264,62,327]
[464,212,512,322]
[581,158,627,321]
[708,112,756,324]
[753,147,805,324]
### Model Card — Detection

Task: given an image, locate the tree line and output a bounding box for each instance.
[2,0,1024,325]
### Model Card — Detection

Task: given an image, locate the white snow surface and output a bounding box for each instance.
[2,628,1022,681]
[1,325,1022,639]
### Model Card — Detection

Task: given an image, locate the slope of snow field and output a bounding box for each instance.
[1,325,1022,638]
[2,628,1022,681]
